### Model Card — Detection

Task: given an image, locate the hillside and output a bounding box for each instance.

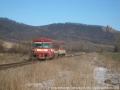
[0,17,120,51]
[0,18,43,41]
[40,23,119,44]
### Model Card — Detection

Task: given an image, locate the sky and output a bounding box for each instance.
[0,0,120,30]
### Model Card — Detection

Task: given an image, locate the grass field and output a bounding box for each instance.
[101,52,120,61]
[0,52,120,90]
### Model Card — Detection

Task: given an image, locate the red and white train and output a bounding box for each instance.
[31,38,66,60]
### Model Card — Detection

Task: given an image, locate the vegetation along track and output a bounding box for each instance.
[0,53,84,71]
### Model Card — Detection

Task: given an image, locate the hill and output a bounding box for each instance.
[39,23,119,44]
[0,17,120,52]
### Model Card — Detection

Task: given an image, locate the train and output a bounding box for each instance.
[30,38,66,60]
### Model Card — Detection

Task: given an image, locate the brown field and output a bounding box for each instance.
[0,52,120,90]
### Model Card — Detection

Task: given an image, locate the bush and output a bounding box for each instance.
[0,41,5,53]
[8,44,31,55]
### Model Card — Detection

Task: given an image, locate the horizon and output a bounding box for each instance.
[0,0,120,30]
[0,17,120,31]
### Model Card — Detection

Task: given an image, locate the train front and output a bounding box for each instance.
[31,38,55,60]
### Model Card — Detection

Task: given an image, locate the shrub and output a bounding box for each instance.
[0,41,5,53]
[8,44,31,55]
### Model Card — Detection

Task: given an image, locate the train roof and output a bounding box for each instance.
[32,38,53,42]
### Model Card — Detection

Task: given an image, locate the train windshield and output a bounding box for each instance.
[32,42,52,48]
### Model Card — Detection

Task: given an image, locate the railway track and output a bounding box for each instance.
[0,53,85,71]
[0,59,34,70]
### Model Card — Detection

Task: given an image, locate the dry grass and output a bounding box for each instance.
[0,53,28,64]
[99,52,120,72]
[0,53,120,90]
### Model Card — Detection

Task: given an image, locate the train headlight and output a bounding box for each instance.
[43,49,48,51]
[36,49,42,51]
[36,49,48,52]
[51,49,54,52]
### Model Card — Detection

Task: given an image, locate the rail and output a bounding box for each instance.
[0,53,85,71]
